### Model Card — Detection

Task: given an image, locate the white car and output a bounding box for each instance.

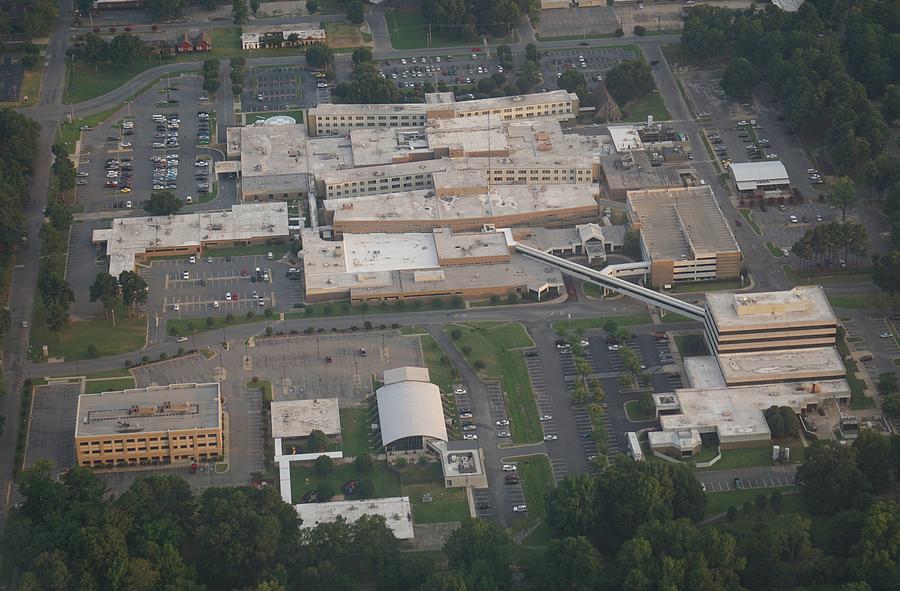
[501,464,517,471]
[462,424,477,432]
[225,292,232,301]
[460,411,473,419]
[213,301,220,309]
[495,419,510,427]
[587,455,597,462]
[463,433,478,440]
[543,434,558,441]
[125,200,132,208]
[497,431,511,438]
[608,344,620,351]
[182,271,189,280]
[766,153,779,159]
[579,339,589,347]
[512,504,528,513]
[189,256,197,264]
[173,303,180,312]
[880,332,893,338]
[176,336,188,342]
[539,415,553,421]
[790,215,799,223]
[453,386,467,395]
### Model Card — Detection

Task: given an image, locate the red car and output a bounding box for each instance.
[104,181,118,188]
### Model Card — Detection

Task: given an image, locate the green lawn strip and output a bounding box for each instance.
[84,377,137,394]
[827,293,884,310]
[623,399,655,421]
[198,180,217,204]
[406,480,469,524]
[765,241,785,257]
[643,28,682,36]
[535,32,617,41]
[506,454,554,532]
[845,359,875,409]
[695,438,804,471]
[30,303,146,362]
[245,378,273,402]
[582,282,605,298]
[167,311,276,337]
[59,105,122,151]
[339,407,371,457]
[385,8,477,50]
[738,208,762,235]
[894,358,900,367]
[203,241,293,259]
[444,323,542,444]
[399,324,427,335]
[552,313,652,334]
[660,311,696,324]
[290,459,400,504]
[620,90,672,122]
[670,279,743,293]
[846,336,865,343]
[783,264,873,287]
[82,367,134,379]
[702,486,800,519]
[243,110,305,125]
[420,334,459,393]
[286,298,464,321]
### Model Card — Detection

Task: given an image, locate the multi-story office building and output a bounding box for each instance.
[75,383,223,468]
[703,286,838,355]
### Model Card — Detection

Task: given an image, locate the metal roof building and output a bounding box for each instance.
[729,161,790,192]
[376,367,448,452]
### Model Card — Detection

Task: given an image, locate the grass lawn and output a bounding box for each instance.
[420,334,458,393]
[82,367,134,379]
[406,481,469,524]
[506,455,554,531]
[675,333,707,357]
[535,32,618,41]
[827,293,884,310]
[660,311,697,324]
[290,459,400,504]
[30,304,146,362]
[385,8,476,50]
[58,105,122,152]
[84,377,136,394]
[445,322,541,444]
[0,67,43,108]
[582,282,605,298]
[339,407,371,457]
[624,399,656,422]
[845,359,875,409]
[286,297,464,322]
[765,241,786,257]
[696,439,804,470]
[204,241,293,259]
[738,208,762,235]
[620,90,672,122]
[399,324,427,335]
[552,313,652,334]
[670,279,743,293]
[167,310,275,337]
[324,21,371,49]
[522,522,555,546]
[783,265,873,287]
[703,487,800,518]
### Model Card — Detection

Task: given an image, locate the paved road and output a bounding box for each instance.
[696,465,798,492]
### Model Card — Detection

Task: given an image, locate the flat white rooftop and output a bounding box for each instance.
[730,161,789,191]
[706,286,836,330]
[717,347,846,385]
[608,125,644,152]
[683,356,726,389]
[92,203,290,277]
[343,233,439,273]
[270,399,341,438]
[295,497,414,539]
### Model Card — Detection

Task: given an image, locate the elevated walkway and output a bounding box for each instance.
[513,242,705,321]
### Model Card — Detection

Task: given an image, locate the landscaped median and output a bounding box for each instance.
[738,208,762,235]
[504,454,555,535]
[29,303,147,362]
[551,313,652,335]
[765,241,786,257]
[444,322,542,444]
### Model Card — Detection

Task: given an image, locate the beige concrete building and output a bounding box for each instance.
[433,441,488,488]
[92,203,290,276]
[704,287,838,355]
[75,383,223,468]
[626,187,741,288]
[326,184,599,235]
[301,228,563,303]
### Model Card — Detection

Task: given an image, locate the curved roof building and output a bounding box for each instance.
[376,367,448,451]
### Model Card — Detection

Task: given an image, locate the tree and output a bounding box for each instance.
[356,478,375,498]
[202,77,220,94]
[859,153,900,199]
[604,59,655,106]
[739,513,821,590]
[882,395,900,419]
[883,84,900,124]
[118,270,148,306]
[444,519,512,590]
[351,47,372,68]
[249,0,259,13]
[147,0,186,19]
[558,69,588,102]
[853,429,892,491]
[345,0,364,24]
[525,42,539,62]
[828,176,857,221]
[89,272,120,316]
[306,0,318,13]
[637,391,655,417]
[878,372,899,396]
[533,536,603,591]
[796,440,870,514]
[721,56,759,99]
[307,429,328,453]
[144,190,182,215]
[477,77,497,94]
[316,481,335,501]
[354,453,373,473]
[763,406,799,437]
[633,25,646,36]
[850,501,900,588]
[305,44,334,69]
[108,34,148,64]
[314,454,334,476]
[873,252,900,302]
[232,0,249,24]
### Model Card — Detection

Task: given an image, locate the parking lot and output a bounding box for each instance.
[542,46,639,94]
[537,6,619,38]
[750,200,843,252]
[144,250,301,321]
[74,75,217,212]
[25,382,81,472]
[0,57,23,102]
[240,65,308,112]
[380,51,507,92]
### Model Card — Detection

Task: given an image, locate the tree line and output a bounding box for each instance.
[0,0,56,40]
[422,0,539,41]
[790,219,869,270]
[67,32,149,66]
[681,1,895,177]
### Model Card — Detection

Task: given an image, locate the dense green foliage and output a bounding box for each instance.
[604,59,656,106]
[335,63,400,104]
[762,406,800,438]
[422,0,539,40]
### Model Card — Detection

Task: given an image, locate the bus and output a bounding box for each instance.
[626,432,643,461]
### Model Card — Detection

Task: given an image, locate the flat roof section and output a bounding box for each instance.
[608,125,644,152]
[342,233,440,273]
[729,161,789,191]
[717,347,846,385]
[706,286,836,330]
[627,186,740,260]
[92,203,290,276]
[295,497,414,539]
[75,383,221,438]
[683,356,726,389]
[270,398,341,438]
[443,90,577,115]
[433,227,511,262]
[384,366,431,385]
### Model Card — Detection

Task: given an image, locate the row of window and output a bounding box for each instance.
[79,433,217,447]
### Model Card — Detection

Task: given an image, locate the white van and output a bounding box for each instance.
[267,251,273,260]
[185,195,193,204]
